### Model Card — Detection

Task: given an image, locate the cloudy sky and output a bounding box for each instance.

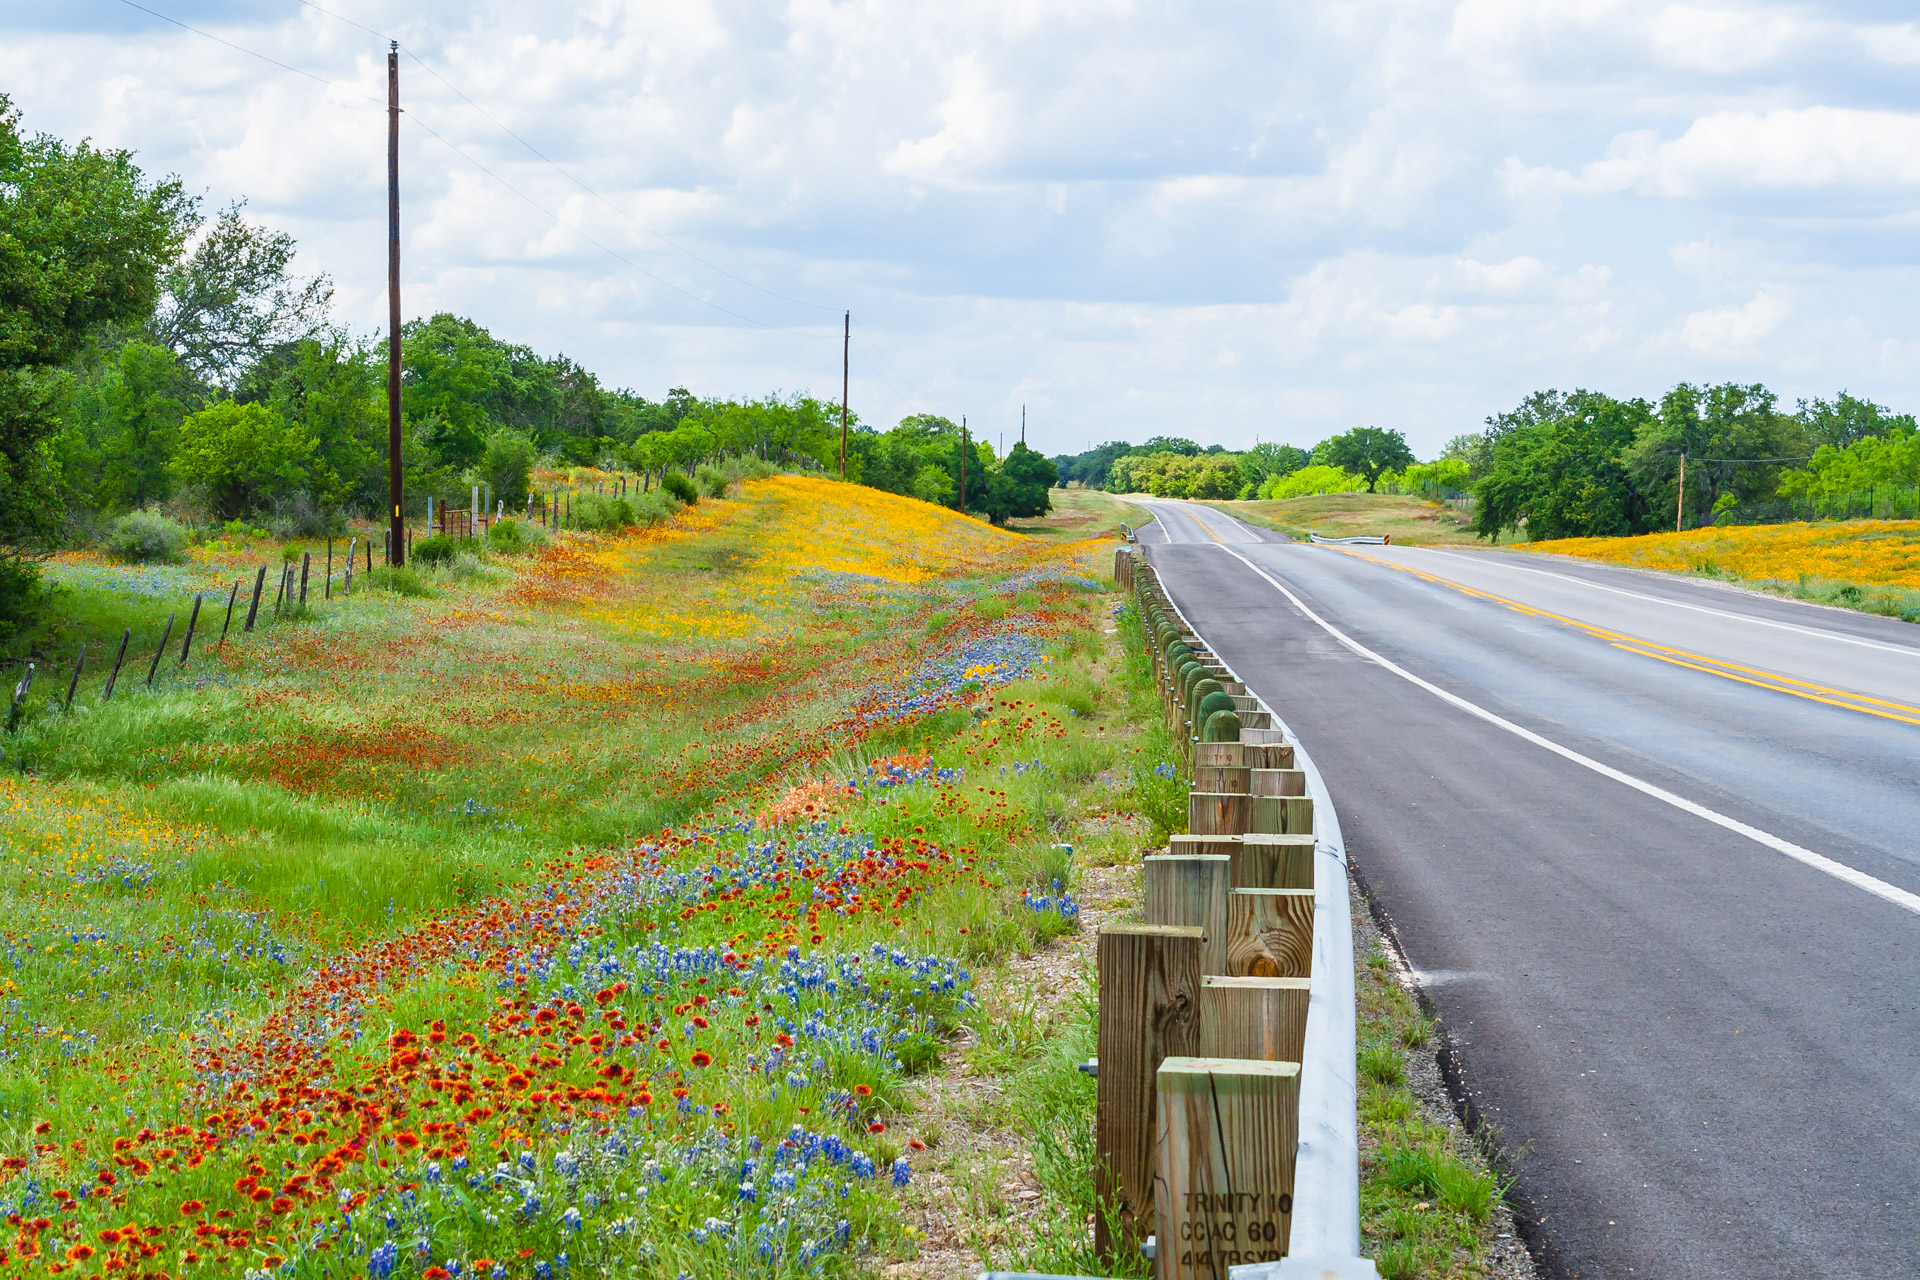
[3,0,1916,457]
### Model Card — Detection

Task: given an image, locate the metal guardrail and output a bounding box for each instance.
[1135,548,1378,1280]
[1306,533,1388,546]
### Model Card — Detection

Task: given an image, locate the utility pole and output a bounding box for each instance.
[1021,405,1025,447]
[840,311,849,478]
[1676,452,1686,532]
[386,41,406,566]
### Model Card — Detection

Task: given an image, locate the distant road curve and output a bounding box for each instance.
[1136,499,1920,1280]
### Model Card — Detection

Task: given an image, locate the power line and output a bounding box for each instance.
[117,0,381,103]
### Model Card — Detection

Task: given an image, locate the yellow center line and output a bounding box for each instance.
[1330,547,1920,727]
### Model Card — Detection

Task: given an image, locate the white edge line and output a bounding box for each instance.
[1212,543,1920,918]
[1141,551,1363,1265]
[1412,546,1920,661]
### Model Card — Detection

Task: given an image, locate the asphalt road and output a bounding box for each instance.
[1135,500,1920,1280]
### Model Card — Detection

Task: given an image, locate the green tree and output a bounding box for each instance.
[172,399,313,518]
[239,336,384,509]
[149,202,332,385]
[1796,392,1916,450]
[1472,391,1654,541]
[1316,427,1415,493]
[481,430,536,507]
[979,442,1058,525]
[0,94,192,637]
[911,463,954,506]
[1236,441,1309,496]
[1624,383,1807,527]
[54,340,197,512]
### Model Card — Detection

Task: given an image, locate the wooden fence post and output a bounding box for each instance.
[326,538,333,600]
[299,552,311,606]
[343,538,357,596]
[1096,923,1202,1266]
[102,630,131,702]
[364,536,372,574]
[1155,1057,1300,1278]
[244,565,267,631]
[219,580,240,648]
[1225,888,1315,979]
[64,643,85,711]
[178,593,203,665]
[1144,853,1230,976]
[145,614,175,689]
[1199,976,1310,1063]
[8,663,35,732]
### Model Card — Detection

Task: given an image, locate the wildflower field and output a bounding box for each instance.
[1537,519,1920,622]
[0,478,1167,1280]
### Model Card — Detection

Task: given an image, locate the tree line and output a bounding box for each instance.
[0,97,1064,640]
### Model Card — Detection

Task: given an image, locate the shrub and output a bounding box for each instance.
[572,495,635,531]
[661,472,698,505]
[630,490,675,527]
[360,565,434,598]
[105,509,190,564]
[486,518,546,554]
[265,491,344,539]
[694,463,730,498]
[411,534,476,566]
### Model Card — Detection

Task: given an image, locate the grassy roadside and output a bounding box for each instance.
[0,475,1174,1280]
[1529,520,1920,625]
[1198,495,1492,546]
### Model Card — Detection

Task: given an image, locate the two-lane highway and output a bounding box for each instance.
[1136,500,1920,1279]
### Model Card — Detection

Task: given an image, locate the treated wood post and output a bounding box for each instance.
[219,579,239,647]
[1225,888,1315,979]
[1095,923,1202,1266]
[1249,795,1313,836]
[1144,853,1230,976]
[1244,742,1295,769]
[1193,741,1245,771]
[1249,769,1307,798]
[1155,1057,1300,1278]
[1234,834,1317,891]
[102,629,131,702]
[63,642,85,711]
[1189,791,1252,836]
[244,566,267,631]
[1194,765,1251,794]
[1170,834,1243,861]
[299,552,311,605]
[145,613,175,689]
[1199,976,1310,1063]
[178,592,203,664]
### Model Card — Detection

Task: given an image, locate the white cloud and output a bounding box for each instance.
[0,0,1916,457]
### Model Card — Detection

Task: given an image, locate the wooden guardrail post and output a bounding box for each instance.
[1190,791,1251,836]
[1226,888,1315,978]
[1156,1057,1300,1278]
[1235,834,1317,891]
[1200,976,1310,1063]
[1096,923,1203,1266]
[1249,795,1314,836]
[1144,854,1230,975]
[1249,768,1306,797]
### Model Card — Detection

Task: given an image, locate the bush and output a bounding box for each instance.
[661,472,698,505]
[630,490,675,527]
[360,565,434,598]
[411,534,476,566]
[694,463,730,498]
[485,518,546,554]
[572,495,635,531]
[105,509,191,564]
[265,492,344,540]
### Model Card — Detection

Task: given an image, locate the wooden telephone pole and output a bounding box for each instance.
[386,42,406,566]
[959,416,967,513]
[840,311,849,478]
[1676,452,1687,532]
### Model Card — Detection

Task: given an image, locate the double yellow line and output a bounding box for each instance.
[1331,548,1920,728]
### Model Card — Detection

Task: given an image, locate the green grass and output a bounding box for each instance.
[1356,939,1512,1277]
[1203,493,1513,546]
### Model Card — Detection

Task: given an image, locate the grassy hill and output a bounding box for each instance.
[1204,492,1495,545]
